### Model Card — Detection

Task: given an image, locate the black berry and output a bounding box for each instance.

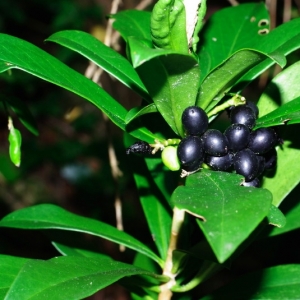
[248,127,277,154]
[182,106,208,136]
[246,101,259,118]
[224,124,250,153]
[177,136,204,168]
[205,153,233,171]
[126,141,152,155]
[230,105,256,129]
[202,129,228,156]
[256,155,266,177]
[233,149,259,181]
[263,148,277,170]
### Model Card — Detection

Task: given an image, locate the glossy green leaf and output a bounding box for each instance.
[125,104,158,124]
[52,241,111,259]
[197,49,284,112]
[0,255,30,299]
[269,200,300,237]
[171,170,272,263]
[257,62,300,207]
[8,118,21,167]
[46,30,150,100]
[256,97,300,128]
[257,61,300,117]
[262,139,300,207]
[128,36,178,68]
[202,264,300,299]
[234,18,300,91]
[132,157,172,260]
[4,255,165,300]
[111,10,152,43]
[197,3,300,95]
[267,205,286,228]
[145,157,179,205]
[137,54,200,136]
[131,253,162,289]
[151,0,188,53]
[0,204,163,266]
[0,33,157,143]
[197,3,270,82]
[4,96,38,136]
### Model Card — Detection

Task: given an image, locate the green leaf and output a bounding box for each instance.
[111,10,152,42]
[51,241,111,259]
[257,62,300,207]
[0,34,126,128]
[125,104,158,124]
[0,255,30,299]
[257,61,300,117]
[202,264,300,299]
[255,97,300,128]
[4,255,165,300]
[8,118,21,167]
[197,49,284,112]
[262,138,300,207]
[132,157,172,260]
[0,33,157,143]
[137,54,200,136]
[46,30,150,100]
[234,18,300,91]
[267,205,286,228]
[128,36,178,68]
[145,157,179,205]
[197,3,270,82]
[197,3,300,95]
[268,191,300,237]
[3,95,38,136]
[0,204,163,266]
[171,170,272,263]
[131,253,162,287]
[151,0,188,53]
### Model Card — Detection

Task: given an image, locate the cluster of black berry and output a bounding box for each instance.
[177,103,280,187]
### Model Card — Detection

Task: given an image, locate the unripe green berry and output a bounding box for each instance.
[161,146,180,171]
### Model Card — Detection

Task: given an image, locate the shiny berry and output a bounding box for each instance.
[256,155,266,177]
[246,101,259,118]
[248,127,277,154]
[126,141,152,155]
[205,153,233,171]
[177,136,204,167]
[233,149,259,181]
[202,129,228,156]
[224,124,250,153]
[182,106,208,136]
[230,105,256,129]
[263,148,277,170]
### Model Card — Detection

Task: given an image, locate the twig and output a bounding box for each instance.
[136,0,153,10]
[158,208,186,300]
[84,0,125,251]
[227,0,239,6]
[265,0,277,29]
[283,0,292,23]
[91,0,122,83]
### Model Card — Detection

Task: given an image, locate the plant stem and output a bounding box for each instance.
[207,94,246,118]
[172,261,223,292]
[158,207,186,300]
